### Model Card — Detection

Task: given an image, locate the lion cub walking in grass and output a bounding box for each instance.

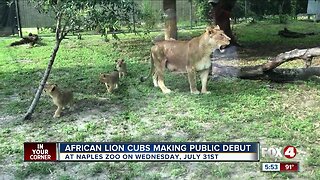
[100,60,127,93]
[44,83,73,118]
[115,59,127,78]
[99,71,120,93]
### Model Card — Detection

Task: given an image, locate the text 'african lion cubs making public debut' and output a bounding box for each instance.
[141,25,230,94]
[44,83,73,118]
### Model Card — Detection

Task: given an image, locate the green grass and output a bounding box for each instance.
[0,20,320,179]
[14,163,55,179]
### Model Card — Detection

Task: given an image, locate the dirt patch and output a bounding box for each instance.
[0,114,23,127]
[15,59,33,64]
[0,174,15,180]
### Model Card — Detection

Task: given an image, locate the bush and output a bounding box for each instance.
[279,14,290,24]
[139,0,161,31]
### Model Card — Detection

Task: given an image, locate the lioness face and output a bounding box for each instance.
[206,25,231,52]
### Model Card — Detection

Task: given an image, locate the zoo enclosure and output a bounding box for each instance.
[2,0,201,37]
[0,0,315,37]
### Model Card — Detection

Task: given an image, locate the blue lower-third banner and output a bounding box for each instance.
[55,142,259,162]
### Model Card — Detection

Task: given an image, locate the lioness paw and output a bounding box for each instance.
[153,80,159,87]
[53,114,61,118]
[201,90,211,94]
[191,90,200,94]
[163,89,172,94]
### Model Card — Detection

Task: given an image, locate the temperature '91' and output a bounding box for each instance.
[286,164,294,170]
[261,146,297,159]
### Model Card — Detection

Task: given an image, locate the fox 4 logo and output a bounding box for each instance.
[261,146,297,159]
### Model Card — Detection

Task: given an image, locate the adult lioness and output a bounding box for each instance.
[141,25,230,94]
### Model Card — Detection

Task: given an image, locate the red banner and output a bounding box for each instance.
[280,162,299,172]
[24,142,57,161]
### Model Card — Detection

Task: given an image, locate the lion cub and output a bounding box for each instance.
[44,83,73,118]
[115,59,127,78]
[99,71,119,93]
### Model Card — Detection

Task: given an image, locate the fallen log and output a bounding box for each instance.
[278,28,315,38]
[10,33,40,47]
[211,47,320,82]
[212,64,320,82]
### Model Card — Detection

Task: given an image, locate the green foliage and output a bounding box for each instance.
[138,0,161,31]
[193,0,211,22]
[29,0,95,35]
[194,0,309,22]
[28,0,135,39]
[85,0,135,40]
[290,0,297,18]
[279,14,290,24]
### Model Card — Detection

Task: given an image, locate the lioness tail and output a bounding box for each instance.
[140,51,155,82]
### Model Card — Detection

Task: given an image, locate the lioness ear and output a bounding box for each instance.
[206,27,214,34]
[214,25,220,30]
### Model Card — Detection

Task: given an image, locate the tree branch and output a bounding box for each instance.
[60,16,71,40]
[24,10,64,120]
[56,12,62,41]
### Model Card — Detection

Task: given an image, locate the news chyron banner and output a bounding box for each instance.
[24,142,259,162]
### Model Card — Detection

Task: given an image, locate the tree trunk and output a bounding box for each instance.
[211,47,320,82]
[189,0,193,29]
[210,0,238,45]
[163,0,177,40]
[24,40,62,120]
[24,14,64,120]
